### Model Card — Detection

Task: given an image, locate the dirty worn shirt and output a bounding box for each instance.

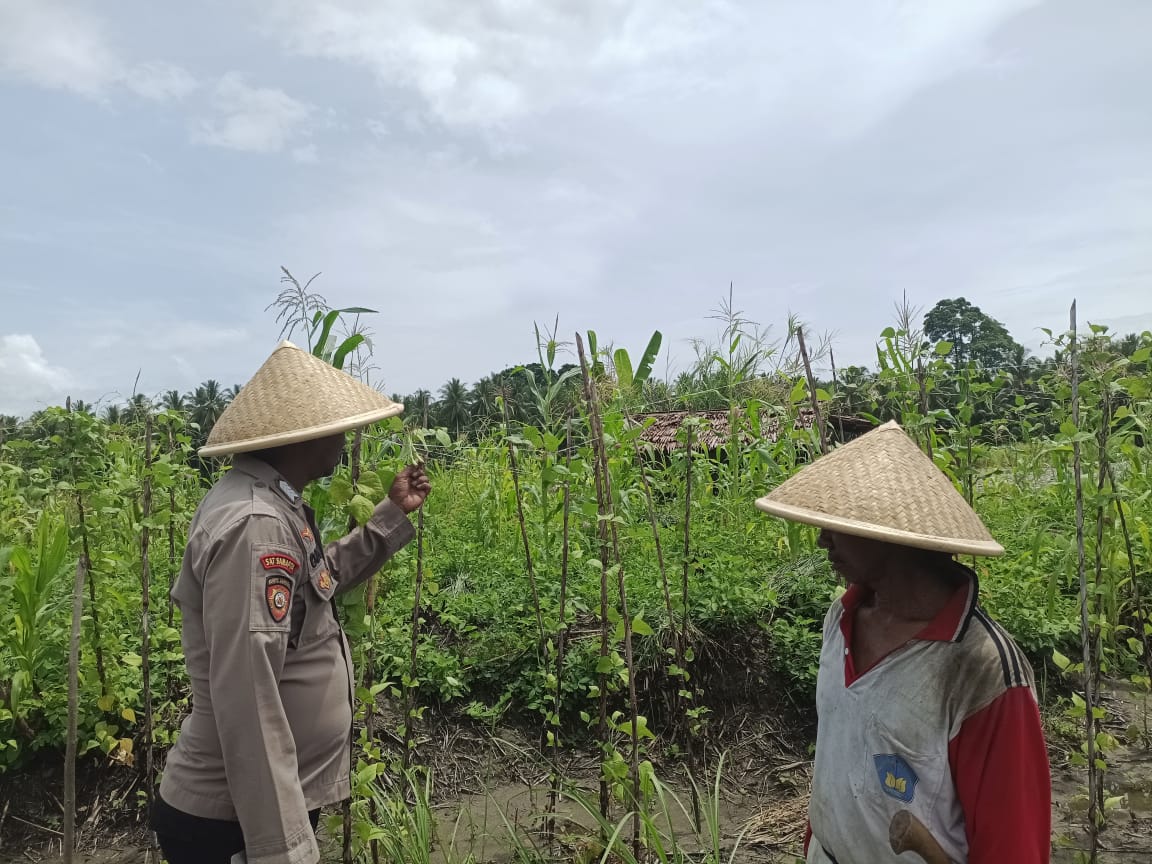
[805,566,1051,864]
[160,456,414,864]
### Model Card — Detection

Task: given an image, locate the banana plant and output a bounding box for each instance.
[609,331,663,398]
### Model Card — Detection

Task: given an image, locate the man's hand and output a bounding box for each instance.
[387,464,431,514]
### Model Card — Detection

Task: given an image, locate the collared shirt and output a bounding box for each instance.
[804,564,1050,864]
[159,456,415,864]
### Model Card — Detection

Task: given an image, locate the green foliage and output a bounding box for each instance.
[2,293,1150,861]
[923,296,1024,369]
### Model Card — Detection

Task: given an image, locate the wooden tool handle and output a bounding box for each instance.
[889,810,955,864]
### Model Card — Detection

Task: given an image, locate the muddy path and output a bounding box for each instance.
[1050,682,1152,864]
[1,685,1150,863]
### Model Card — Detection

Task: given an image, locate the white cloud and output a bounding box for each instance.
[125,62,199,101]
[257,0,1039,136]
[260,0,735,127]
[195,73,316,153]
[0,0,120,97]
[0,334,75,414]
[0,0,196,101]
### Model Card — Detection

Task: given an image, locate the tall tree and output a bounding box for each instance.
[407,390,432,427]
[127,394,152,425]
[438,378,471,438]
[188,380,228,440]
[469,376,502,430]
[923,298,1023,369]
[162,390,187,413]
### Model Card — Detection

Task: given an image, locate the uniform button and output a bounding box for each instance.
[844,647,849,655]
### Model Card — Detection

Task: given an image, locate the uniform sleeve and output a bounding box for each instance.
[326,499,415,596]
[948,687,1051,864]
[202,515,319,864]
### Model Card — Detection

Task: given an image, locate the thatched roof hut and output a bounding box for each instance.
[632,408,873,455]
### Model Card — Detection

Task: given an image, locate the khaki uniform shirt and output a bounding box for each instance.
[160,456,415,864]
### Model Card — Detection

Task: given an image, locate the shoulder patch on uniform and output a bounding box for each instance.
[261,553,300,576]
[265,575,292,622]
[873,754,918,803]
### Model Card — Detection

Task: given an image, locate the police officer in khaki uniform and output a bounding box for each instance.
[151,341,430,864]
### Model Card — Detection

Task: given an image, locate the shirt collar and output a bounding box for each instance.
[839,562,980,644]
[231,455,304,510]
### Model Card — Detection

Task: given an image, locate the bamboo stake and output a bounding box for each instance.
[404,498,426,772]
[140,416,156,849]
[502,396,546,643]
[1090,394,1112,817]
[917,356,933,460]
[829,347,845,444]
[616,556,642,861]
[166,423,177,629]
[797,328,829,456]
[75,485,106,694]
[546,420,573,852]
[338,428,379,864]
[575,334,613,822]
[628,407,695,799]
[680,424,700,830]
[1070,300,1099,861]
[66,401,106,695]
[582,362,642,860]
[1106,462,1152,683]
[63,555,87,864]
[632,427,686,713]
[403,412,429,775]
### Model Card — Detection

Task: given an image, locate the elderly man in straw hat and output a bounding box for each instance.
[150,341,430,864]
[756,421,1050,864]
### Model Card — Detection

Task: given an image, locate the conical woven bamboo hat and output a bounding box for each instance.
[199,341,403,457]
[755,420,1003,556]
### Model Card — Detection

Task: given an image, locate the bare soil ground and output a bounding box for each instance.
[1,683,1149,863]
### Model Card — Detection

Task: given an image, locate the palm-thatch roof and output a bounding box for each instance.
[632,408,872,454]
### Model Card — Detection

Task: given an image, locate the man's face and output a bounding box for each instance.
[817,529,893,585]
[311,433,347,477]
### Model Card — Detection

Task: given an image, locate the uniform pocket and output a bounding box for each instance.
[294,567,341,647]
[863,712,947,821]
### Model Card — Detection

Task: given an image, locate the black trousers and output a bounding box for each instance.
[150,794,320,864]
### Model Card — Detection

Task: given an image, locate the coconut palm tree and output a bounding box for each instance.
[469,376,501,431]
[0,414,19,445]
[162,390,187,413]
[102,405,124,425]
[126,393,152,425]
[188,380,228,440]
[438,378,471,438]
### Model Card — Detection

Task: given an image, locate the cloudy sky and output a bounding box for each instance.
[2,0,1150,416]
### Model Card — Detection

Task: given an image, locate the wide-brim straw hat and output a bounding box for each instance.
[754,420,1003,557]
[199,341,404,457]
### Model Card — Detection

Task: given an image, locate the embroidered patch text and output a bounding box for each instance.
[260,553,299,576]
